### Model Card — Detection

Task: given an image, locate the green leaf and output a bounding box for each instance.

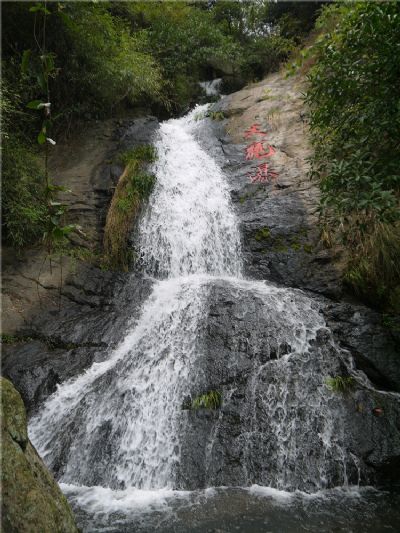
[21,49,31,74]
[51,227,65,240]
[29,4,51,15]
[26,100,43,110]
[47,184,72,193]
[60,224,77,235]
[37,131,46,145]
[36,73,47,92]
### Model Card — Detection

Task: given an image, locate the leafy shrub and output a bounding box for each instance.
[118,145,157,166]
[306,2,400,311]
[241,34,295,80]
[122,2,242,111]
[2,137,47,247]
[1,1,164,135]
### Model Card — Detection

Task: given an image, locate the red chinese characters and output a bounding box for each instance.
[245,141,269,160]
[243,123,278,183]
[250,162,278,183]
[244,123,267,138]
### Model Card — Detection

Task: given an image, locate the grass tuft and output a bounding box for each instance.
[191,390,222,410]
[344,222,400,312]
[325,376,355,394]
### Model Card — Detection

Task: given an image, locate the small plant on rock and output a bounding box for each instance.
[191,390,222,410]
[325,376,355,394]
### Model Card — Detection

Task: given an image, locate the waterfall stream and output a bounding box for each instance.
[28,105,376,526]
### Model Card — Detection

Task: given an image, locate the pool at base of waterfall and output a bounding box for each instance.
[62,484,400,532]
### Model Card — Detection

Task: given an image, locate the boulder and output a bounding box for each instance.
[1,378,78,533]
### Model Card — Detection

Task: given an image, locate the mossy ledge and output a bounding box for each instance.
[103,145,156,271]
[1,378,79,533]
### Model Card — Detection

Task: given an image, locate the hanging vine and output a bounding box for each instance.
[22,1,82,306]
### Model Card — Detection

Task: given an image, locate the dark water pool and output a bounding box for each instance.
[63,484,400,532]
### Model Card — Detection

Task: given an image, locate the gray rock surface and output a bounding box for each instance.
[177,281,400,491]
[212,72,346,298]
[2,118,158,413]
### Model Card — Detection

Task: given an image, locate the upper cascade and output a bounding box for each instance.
[138,105,242,279]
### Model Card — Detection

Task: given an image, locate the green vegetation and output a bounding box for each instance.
[103,145,156,271]
[382,314,400,334]
[0,334,21,345]
[303,243,313,254]
[254,227,271,241]
[325,376,355,394]
[191,390,222,410]
[253,227,313,254]
[305,2,400,312]
[2,138,47,248]
[2,1,308,256]
[208,111,225,121]
[50,243,106,272]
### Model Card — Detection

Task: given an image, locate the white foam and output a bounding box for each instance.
[61,483,190,515]
[248,484,294,503]
[199,79,222,96]
[139,104,242,278]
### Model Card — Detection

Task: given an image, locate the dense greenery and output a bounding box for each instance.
[306,2,400,311]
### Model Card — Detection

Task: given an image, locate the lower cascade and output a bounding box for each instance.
[29,105,382,515]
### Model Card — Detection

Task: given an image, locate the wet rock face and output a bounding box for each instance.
[218,142,344,299]
[1,378,78,533]
[2,97,399,502]
[203,91,400,397]
[323,300,400,393]
[177,282,400,492]
[2,273,154,415]
[209,73,346,299]
[2,116,158,414]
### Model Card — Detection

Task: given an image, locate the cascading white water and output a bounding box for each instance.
[29,105,242,490]
[29,104,356,513]
[199,79,222,97]
[138,106,242,278]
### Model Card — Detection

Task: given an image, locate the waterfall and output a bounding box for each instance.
[29,104,358,509]
[29,105,242,490]
[138,106,242,278]
[199,79,222,97]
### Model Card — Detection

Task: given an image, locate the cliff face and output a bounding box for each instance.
[210,70,400,395]
[1,377,78,532]
[214,71,345,296]
[1,117,161,529]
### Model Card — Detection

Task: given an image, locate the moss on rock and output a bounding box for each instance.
[1,378,79,533]
[254,227,271,241]
[103,144,156,271]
